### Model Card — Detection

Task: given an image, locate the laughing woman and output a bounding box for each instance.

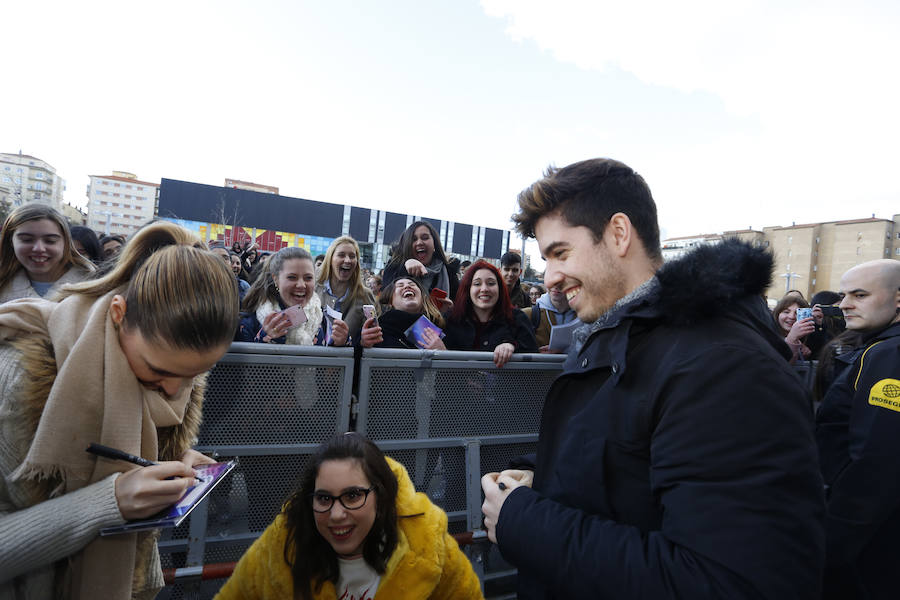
[316,236,376,345]
[381,221,459,301]
[443,260,537,367]
[236,247,349,346]
[0,204,95,303]
[214,433,483,600]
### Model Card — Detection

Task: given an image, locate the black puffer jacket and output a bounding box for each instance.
[496,239,825,599]
[443,309,538,354]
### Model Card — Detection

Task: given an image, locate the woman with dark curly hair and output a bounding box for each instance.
[214,433,482,600]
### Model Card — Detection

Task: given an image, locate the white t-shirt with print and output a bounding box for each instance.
[336,557,381,600]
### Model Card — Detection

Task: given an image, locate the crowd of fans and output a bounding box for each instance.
[1,194,897,599]
[0,202,863,373]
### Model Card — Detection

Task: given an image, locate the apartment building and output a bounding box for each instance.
[86,171,159,236]
[225,178,279,194]
[662,215,900,300]
[0,152,65,209]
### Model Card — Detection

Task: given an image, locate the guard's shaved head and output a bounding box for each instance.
[839,259,900,332]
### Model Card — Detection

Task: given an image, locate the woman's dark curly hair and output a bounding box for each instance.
[283,433,399,600]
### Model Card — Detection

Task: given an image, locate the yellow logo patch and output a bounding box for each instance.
[868,379,900,412]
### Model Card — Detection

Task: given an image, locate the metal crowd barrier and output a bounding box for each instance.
[158,343,815,599]
[158,342,356,600]
[157,344,563,600]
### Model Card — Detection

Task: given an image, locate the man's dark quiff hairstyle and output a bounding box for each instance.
[511,158,663,263]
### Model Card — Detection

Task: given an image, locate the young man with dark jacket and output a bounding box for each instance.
[501,251,531,309]
[481,158,825,599]
[816,259,900,600]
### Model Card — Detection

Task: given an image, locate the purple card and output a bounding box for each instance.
[404,315,445,349]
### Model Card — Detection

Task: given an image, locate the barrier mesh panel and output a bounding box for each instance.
[384,447,467,518]
[198,362,346,445]
[165,454,310,542]
[480,442,539,478]
[364,366,554,439]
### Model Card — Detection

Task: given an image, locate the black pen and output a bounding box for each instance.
[86,443,209,482]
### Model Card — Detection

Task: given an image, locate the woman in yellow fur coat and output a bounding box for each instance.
[215,433,483,600]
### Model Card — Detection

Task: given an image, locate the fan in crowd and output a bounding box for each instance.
[773,293,815,361]
[99,234,126,261]
[214,433,483,600]
[240,245,261,283]
[236,247,349,346]
[381,221,459,303]
[0,204,95,303]
[228,251,251,301]
[316,236,377,344]
[359,277,447,349]
[0,221,238,599]
[443,260,537,367]
[523,285,578,351]
[528,284,545,305]
[500,251,530,309]
[69,225,104,265]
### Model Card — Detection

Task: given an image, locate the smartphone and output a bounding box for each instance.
[280,305,307,327]
[796,307,813,321]
[429,288,448,304]
[362,304,378,327]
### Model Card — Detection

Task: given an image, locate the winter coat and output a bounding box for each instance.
[508,281,531,310]
[382,260,460,304]
[522,293,578,348]
[0,265,93,304]
[443,309,538,354]
[495,239,825,599]
[367,309,425,349]
[315,282,377,345]
[816,321,900,599]
[213,458,483,600]
[235,298,330,346]
[0,334,204,599]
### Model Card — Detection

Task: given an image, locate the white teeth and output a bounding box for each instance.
[566,288,580,301]
[332,527,352,535]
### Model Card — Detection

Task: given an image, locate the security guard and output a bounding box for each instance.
[816,259,900,600]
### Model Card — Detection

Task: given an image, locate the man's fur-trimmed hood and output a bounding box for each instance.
[655,237,774,324]
[653,237,789,358]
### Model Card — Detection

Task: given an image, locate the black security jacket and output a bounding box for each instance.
[496,239,825,599]
[816,321,900,599]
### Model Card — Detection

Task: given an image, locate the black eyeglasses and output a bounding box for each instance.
[310,487,374,513]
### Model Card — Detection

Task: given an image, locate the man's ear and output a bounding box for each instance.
[109,294,127,326]
[605,213,634,258]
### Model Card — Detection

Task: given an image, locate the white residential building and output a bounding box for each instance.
[86,171,159,236]
[0,152,66,209]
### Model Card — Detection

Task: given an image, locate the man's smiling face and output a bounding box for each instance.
[535,212,626,323]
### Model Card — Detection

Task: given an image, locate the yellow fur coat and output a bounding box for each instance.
[214,458,483,600]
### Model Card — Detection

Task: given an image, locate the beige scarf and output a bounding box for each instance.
[255,292,324,346]
[0,290,196,599]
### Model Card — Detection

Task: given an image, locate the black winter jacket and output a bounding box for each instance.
[496,239,825,599]
[816,321,900,599]
[443,309,538,354]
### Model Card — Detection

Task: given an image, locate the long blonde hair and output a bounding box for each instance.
[316,236,369,304]
[0,204,95,290]
[62,221,239,351]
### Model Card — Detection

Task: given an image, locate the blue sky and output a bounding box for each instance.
[3,1,898,265]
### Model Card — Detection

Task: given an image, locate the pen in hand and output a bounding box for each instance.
[86,443,209,482]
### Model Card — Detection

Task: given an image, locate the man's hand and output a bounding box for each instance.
[481,471,523,543]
